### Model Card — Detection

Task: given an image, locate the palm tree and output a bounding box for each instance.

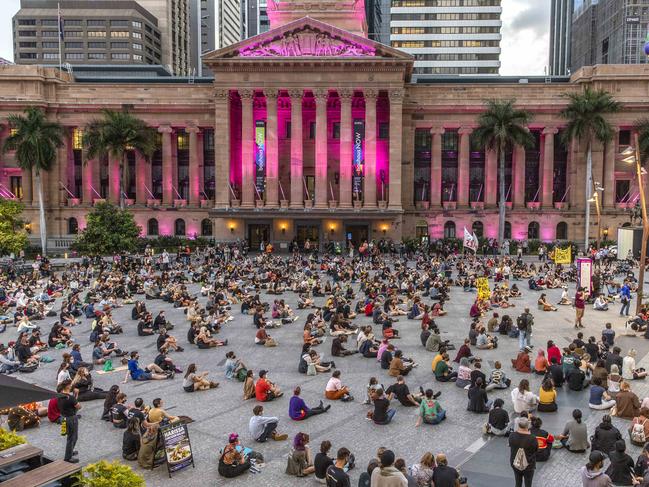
[473,99,534,248]
[560,87,620,250]
[83,109,157,209]
[2,107,63,255]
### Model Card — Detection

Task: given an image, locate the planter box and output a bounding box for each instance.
[616,202,633,210]
[174,199,187,208]
[554,202,567,210]
[124,198,135,207]
[147,198,161,208]
[378,200,388,210]
[470,201,484,210]
[200,199,212,208]
[527,202,541,210]
[280,199,289,209]
[93,198,106,206]
[255,200,265,208]
[67,198,80,207]
[443,201,457,210]
[329,200,338,209]
[304,200,314,208]
[231,199,241,208]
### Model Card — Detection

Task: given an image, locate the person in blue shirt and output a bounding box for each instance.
[123,351,171,383]
[288,386,330,420]
[620,282,632,317]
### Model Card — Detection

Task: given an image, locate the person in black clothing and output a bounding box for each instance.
[467,378,491,413]
[380,344,394,370]
[566,361,589,391]
[372,389,396,425]
[470,361,487,388]
[122,417,141,460]
[487,398,510,435]
[325,447,352,487]
[606,346,623,372]
[508,417,538,487]
[358,459,379,487]
[605,439,636,485]
[584,336,600,363]
[58,379,81,463]
[154,348,182,374]
[153,311,171,331]
[331,335,357,357]
[530,416,553,462]
[385,375,424,407]
[591,414,622,455]
[137,313,154,336]
[432,453,461,487]
[314,440,334,483]
[548,357,564,387]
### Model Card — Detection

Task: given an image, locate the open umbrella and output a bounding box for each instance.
[0,375,59,409]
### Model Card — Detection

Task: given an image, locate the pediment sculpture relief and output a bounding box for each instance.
[239,28,376,58]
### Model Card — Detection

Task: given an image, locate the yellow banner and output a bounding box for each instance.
[554,246,571,264]
[476,277,491,301]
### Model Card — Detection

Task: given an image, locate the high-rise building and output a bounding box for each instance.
[134,0,192,75]
[189,0,241,75]
[366,0,390,45]
[549,0,573,76]
[241,0,269,38]
[389,0,502,78]
[571,0,649,73]
[13,0,163,68]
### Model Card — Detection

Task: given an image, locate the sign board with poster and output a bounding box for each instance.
[255,121,266,194]
[576,257,593,293]
[476,277,491,301]
[352,119,365,199]
[160,422,195,477]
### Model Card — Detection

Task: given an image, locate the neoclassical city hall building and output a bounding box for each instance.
[1,0,648,250]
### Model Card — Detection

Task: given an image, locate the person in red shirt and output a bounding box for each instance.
[574,287,587,329]
[255,370,283,402]
[546,340,562,365]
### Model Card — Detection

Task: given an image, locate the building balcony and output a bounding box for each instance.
[147,198,161,208]
[527,202,541,210]
[415,201,430,210]
[67,198,81,207]
[174,199,187,208]
[470,201,484,210]
[554,202,568,210]
[93,198,106,206]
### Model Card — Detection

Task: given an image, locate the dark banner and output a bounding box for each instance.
[255,121,266,194]
[161,422,195,477]
[353,119,365,197]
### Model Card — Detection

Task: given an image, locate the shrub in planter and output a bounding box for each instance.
[0,429,26,450]
[75,460,145,487]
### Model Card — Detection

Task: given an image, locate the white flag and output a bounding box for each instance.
[463,227,477,252]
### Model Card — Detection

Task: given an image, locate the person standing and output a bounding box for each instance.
[620,281,632,317]
[508,417,538,487]
[58,379,81,463]
[575,287,586,329]
[517,308,534,351]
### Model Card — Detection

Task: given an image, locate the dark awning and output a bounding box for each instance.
[0,375,59,409]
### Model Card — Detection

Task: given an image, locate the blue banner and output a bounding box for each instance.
[353,119,364,197]
[255,121,266,194]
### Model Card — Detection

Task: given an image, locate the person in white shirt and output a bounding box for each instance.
[622,349,647,380]
[593,294,609,311]
[511,379,539,414]
[248,405,287,442]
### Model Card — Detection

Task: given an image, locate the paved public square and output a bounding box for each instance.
[11,256,649,487]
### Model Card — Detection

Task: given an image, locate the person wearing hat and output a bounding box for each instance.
[508,416,538,487]
[581,450,614,487]
[218,433,251,478]
[370,449,408,487]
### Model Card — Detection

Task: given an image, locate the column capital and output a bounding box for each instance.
[239,89,254,101]
[364,89,379,101]
[430,127,445,136]
[288,89,304,100]
[157,125,173,134]
[458,127,474,135]
[214,89,230,100]
[389,89,404,102]
[263,89,279,100]
[338,89,353,101]
[542,126,559,135]
[186,126,200,134]
[313,88,329,101]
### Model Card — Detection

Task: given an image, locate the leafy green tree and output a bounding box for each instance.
[561,87,620,249]
[75,460,145,487]
[473,99,534,246]
[0,198,28,256]
[2,107,63,255]
[83,109,157,209]
[72,202,141,255]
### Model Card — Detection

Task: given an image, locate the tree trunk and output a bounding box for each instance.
[36,171,47,256]
[498,146,506,251]
[584,142,592,251]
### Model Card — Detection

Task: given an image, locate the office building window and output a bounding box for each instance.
[66,31,83,37]
[72,128,83,150]
[111,42,129,48]
[18,31,37,37]
[65,42,83,49]
[133,43,142,50]
[18,19,36,25]
[19,52,37,59]
[64,19,83,26]
[111,31,130,38]
[42,42,60,48]
[10,176,23,200]
[111,53,130,59]
[88,42,106,48]
[87,20,105,26]
[65,53,84,59]
[41,19,59,26]
[88,53,106,59]
[111,20,129,27]
[42,31,58,37]
[132,21,142,29]
[19,42,37,48]
[42,52,59,59]
[87,31,106,37]
[133,32,142,39]
[133,54,142,61]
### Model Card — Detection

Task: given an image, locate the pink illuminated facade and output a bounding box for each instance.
[0,0,647,250]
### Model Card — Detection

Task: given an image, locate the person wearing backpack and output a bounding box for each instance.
[508,417,538,487]
[517,309,534,351]
[630,408,649,446]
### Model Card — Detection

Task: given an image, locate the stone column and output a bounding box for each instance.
[108,157,120,204]
[430,127,444,208]
[214,89,231,208]
[388,89,404,209]
[542,127,558,208]
[135,151,147,205]
[314,89,329,208]
[53,128,68,207]
[603,128,619,208]
[339,89,353,208]
[186,126,201,206]
[289,89,304,208]
[158,125,173,205]
[22,166,32,204]
[485,149,497,206]
[240,89,255,208]
[513,145,526,207]
[364,89,378,209]
[457,127,472,206]
[265,89,279,208]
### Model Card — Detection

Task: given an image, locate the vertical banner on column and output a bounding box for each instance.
[576,257,593,293]
[255,121,266,195]
[352,119,365,199]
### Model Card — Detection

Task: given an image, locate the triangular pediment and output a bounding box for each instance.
[203,17,413,61]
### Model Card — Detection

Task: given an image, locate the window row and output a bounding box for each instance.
[392,0,500,6]
[392,40,500,48]
[442,221,568,240]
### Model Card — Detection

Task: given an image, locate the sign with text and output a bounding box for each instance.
[476,277,491,301]
[352,119,365,198]
[160,422,195,477]
[553,247,571,264]
[577,257,593,293]
[255,121,266,194]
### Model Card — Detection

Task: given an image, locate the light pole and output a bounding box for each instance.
[621,137,649,313]
[588,182,604,249]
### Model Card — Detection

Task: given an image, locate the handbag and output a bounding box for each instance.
[307,363,317,376]
[103,359,113,372]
